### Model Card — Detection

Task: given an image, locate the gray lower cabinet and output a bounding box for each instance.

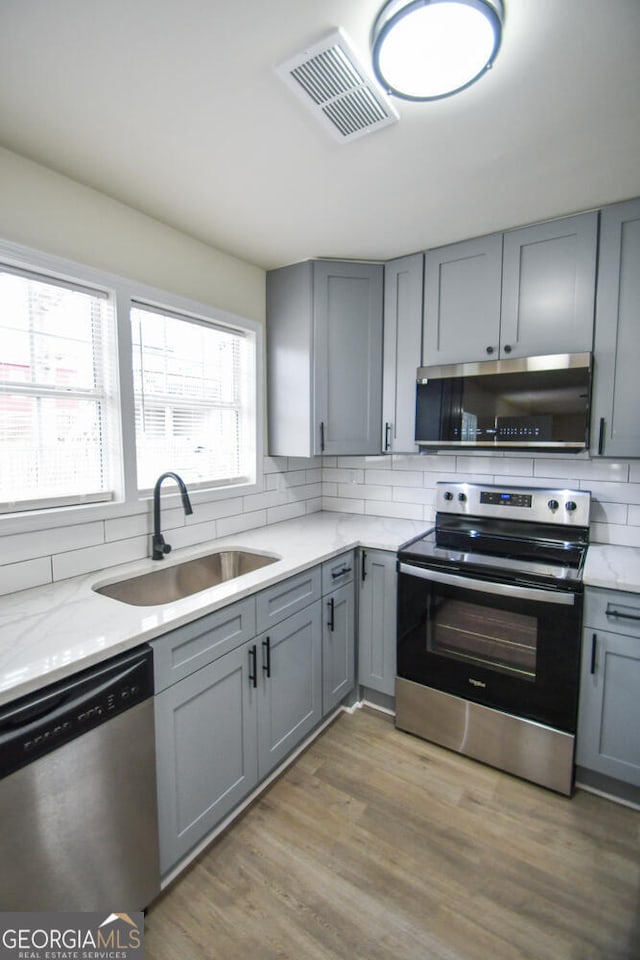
[154,639,258,875]
[266,259,384,457]
[256,601,323,779]
[577,587,640,789]
[358,548,397,697]
[322,582,355,713]
[591,198,640,457]
[382,253,424,453]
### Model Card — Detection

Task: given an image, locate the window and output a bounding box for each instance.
[130,303,257,492]
[0,266,119,513]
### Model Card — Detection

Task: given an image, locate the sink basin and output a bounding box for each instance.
[94,550,279,606]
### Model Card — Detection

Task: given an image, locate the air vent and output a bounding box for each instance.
[276,29,399,143]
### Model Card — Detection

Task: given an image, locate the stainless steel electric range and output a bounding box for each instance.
[396,481,591,795]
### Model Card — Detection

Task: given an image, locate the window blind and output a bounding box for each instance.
[0,267,119,513]
[130,304,256,491]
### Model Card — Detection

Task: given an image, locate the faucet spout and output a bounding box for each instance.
[152,472,193,560]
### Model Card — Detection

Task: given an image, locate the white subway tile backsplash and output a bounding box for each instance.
[166,519,219,551]
[186,497,244,525]
[337,483,391,502]
[322,496,365,515]
[0,522,104,566]
[216,510,267,538]
[53,537,148,581]
[456,456,534,476]
[267,502,307,525]
[280,470,309,487]
[322,467,365,484]
[589,500,628,525]
[365,468,424,487]
[364,500,424,521]
[534,458,630,482]
[0,558,52,596]
[393,486,435,506]
[4,451,640,594]
[589,522,640,548]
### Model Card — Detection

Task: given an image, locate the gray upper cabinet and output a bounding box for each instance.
[267,260,383,457]
[382,253,424,453]
[500,213,597,358]
[423,234,503,365]
[422,213,597,365]
[591,198,640,458]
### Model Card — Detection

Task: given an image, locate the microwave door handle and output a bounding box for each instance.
[397,562,576,606]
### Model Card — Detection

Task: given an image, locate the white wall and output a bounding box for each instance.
[0,147,264,323]
[322,452,640,548]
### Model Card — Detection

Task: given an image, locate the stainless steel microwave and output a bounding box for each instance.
[415,353,592,450]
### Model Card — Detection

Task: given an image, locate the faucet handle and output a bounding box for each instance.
[152,533,172,560]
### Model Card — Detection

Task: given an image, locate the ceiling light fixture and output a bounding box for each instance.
[371,0,504,102]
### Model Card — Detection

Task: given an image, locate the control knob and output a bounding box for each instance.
[458,493,467,502]
[547,499,559,511]
[443,491,453,501]
[565,501,577,512]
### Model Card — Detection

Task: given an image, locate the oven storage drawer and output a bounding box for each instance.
[584,587,640,638]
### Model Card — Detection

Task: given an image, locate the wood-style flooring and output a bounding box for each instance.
[145,708,640,960]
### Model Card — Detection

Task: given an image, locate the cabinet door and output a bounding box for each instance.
[322,582,356,714]
[358,549,397,697]
[154,642,258,875]
[591,199,640,458]
[257,602,322,779]
[500,212,597,359]
[423,234,502,365]
[313,261,383,455]
[382,254,423,453]
[577,627,640,787]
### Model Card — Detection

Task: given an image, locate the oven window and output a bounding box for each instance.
[428,597,538,681]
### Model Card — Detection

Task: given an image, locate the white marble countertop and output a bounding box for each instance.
[0,512,426,707]
[583,543,640,594]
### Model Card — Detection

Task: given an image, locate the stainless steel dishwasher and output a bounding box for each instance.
[0,645,160,911]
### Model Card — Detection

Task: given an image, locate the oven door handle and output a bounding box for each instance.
[398,562,576,606]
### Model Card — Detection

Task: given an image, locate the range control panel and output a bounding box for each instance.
[435,482,591,527]
[480,490,532,508]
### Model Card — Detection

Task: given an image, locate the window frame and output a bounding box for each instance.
[0,240,264,533]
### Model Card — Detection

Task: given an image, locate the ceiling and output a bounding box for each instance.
[1,0,639,270]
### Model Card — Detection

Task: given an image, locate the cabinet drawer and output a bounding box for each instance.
[256,566,321,633]
[152,597,256,692]
[584,587,640,638]
[322,551,355,594]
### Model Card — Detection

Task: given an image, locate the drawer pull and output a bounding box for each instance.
[331,565,352,580]
[590,633,597,675]
[606,607,640,622]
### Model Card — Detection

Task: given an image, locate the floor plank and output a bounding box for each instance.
[145,708,640,960]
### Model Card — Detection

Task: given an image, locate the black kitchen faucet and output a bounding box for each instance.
[151,472,193,560]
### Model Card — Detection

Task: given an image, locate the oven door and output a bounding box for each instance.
[397,562,582,733]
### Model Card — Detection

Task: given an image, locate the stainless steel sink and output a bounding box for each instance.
[94,550,278,606]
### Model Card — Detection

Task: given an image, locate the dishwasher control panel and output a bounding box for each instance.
[0,645,153,779]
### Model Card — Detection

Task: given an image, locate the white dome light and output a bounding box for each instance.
[372,0,504,101]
